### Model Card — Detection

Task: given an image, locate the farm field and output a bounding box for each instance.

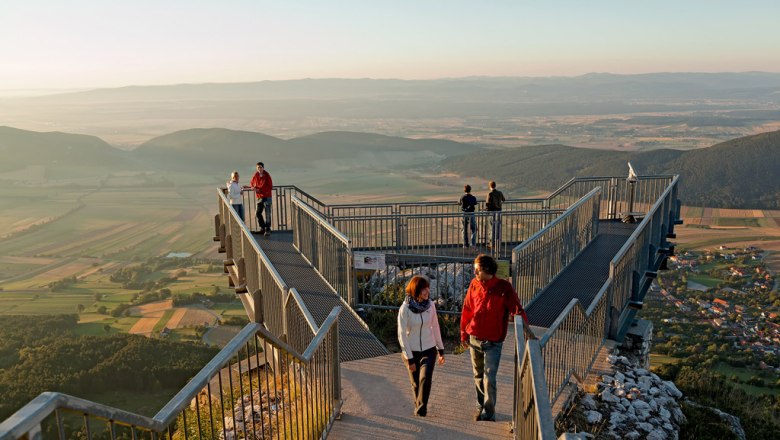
[676,206,780,275]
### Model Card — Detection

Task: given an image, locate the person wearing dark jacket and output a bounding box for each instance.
[461,254,527,422]
[398,275,445,417]
[485,181,505,250]
[459,184,478,248]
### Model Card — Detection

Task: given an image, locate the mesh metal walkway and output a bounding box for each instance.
[254,231,389,362]
[526,221,638,328]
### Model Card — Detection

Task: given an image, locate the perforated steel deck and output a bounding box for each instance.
[253,231,389,362]
[525,221,638,328]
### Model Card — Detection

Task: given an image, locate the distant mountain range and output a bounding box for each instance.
[441,130,780,209]
[1,125,777,209]
[34,73,780,103]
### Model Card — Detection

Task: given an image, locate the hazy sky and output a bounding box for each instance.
[2,0,779,92]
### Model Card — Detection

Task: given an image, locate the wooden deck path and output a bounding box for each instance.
[328,332,518,440]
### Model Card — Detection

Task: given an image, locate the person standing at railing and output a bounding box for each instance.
[486,181,505,250]
[459,184,478,248]
[245,162,273,236]
[227,171,245,221]
[398,275,446,417]
[461,254,527,422]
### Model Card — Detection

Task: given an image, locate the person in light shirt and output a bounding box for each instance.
[227,171,244,221]
[398,275,445,417]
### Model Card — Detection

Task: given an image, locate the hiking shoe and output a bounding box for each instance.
[264,229,271,236]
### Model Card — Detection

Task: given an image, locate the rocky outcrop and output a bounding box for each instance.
[365,264,473,309]
[683,400,746,440]
[576,354,687,440]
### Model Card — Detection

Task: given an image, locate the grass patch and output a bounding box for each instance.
[152,309,175,333]
[650,353,684,367]
[687,275,721,288]
[713,218,760,227]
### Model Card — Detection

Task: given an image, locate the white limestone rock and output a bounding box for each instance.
[637,422,655,433]
[601,390,620,404]
[624,431,641,440]
[586,410,603,424]
[662,381,683,399]
[581,393,598,410]
[646,429,668,440]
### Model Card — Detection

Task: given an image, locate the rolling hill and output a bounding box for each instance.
[0,126,132,179]
[441,130,780,209]
[132,129,481,171]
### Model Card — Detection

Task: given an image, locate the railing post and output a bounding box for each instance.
[249,289,263,324]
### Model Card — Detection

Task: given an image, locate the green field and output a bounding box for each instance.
[650,353,684,367]
[687,275,721,288]
[714,363,780,396]
[714,218,760,227]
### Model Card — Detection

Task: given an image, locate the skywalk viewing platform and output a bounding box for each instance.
[1,174,681,440]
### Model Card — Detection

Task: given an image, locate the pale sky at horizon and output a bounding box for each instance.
[1,0,779,93]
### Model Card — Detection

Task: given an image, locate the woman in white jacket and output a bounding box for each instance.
[398,275,445,417]
[227,171,244,221]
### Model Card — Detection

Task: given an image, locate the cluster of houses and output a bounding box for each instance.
[659,246,780,369]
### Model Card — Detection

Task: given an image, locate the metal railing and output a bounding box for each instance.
[513,320,556,440]
[0,307,342,440]
[240,185,328,233]
[511,175,680,438]
[219,190,290,336]
[607,174,680,338]
[291,196,354,306]
[547,175,675,220]
[332,209,562,259]
[512,188,601,306]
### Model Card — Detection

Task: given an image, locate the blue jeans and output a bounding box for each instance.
[469,336,503,420]
[256,197,272,230]
[231,204,244,221]
[462,213,476,247]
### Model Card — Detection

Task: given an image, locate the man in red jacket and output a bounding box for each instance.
[247,162,273,236]
[461,254,528,422]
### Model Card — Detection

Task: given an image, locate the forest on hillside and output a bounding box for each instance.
[0,315,218,421]
[441,130,780,209]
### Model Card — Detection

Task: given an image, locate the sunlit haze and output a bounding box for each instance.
[2,0,779,94]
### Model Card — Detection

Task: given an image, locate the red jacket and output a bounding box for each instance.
[460,277,528,343]
[250,171,273,199]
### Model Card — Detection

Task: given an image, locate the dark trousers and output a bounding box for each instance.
[406,347,438,416]
[256,197,272,230]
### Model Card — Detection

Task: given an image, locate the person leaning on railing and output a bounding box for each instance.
[227,171,244,221]
[245,162,273,236]
[398,275,445,417]
[459,184,478,248]
[461,254,528,422]
[485,181,505,249]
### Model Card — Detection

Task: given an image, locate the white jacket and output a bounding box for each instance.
[227,181,243,205]
[398,300,444,360]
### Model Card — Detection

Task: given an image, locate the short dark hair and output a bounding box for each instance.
[405,275,430,301]
[256,162,265,168]
[489,181,497,189]
[464,184,471,193]
[474,254,498,275]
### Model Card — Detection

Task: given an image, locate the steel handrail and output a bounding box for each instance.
[286,287,319,334]
[511,187,601,256]
[291,195,350,246]
[328,207,563,221]
[0,308,341,440]
[545,175,676,200]
[609,175,679,267]
[218,189,288,294]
